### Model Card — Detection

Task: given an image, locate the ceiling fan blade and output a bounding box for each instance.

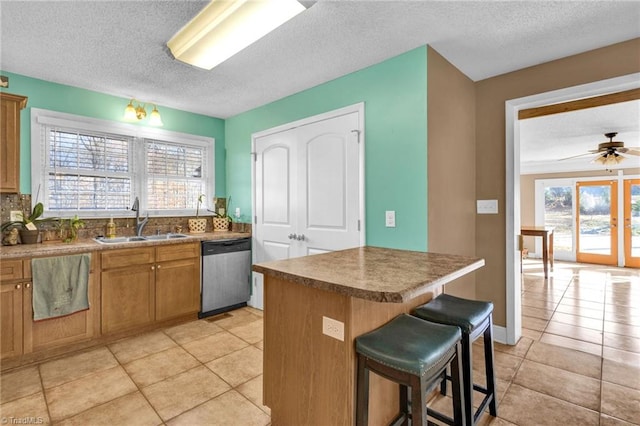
[558,152,597,161]
[623,148,640,156]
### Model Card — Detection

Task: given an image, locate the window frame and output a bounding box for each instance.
[31,108,215,219]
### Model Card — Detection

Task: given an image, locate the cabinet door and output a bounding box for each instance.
[1,93,27,193]
[1,281,23,358]
[30,257,100,351]
[155,257,200,321]
[102,265,155,334]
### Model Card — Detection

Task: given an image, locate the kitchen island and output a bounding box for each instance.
[252,246,484,426]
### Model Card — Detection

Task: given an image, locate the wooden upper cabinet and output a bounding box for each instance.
[0,92,28,193]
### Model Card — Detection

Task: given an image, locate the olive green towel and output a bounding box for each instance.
[31,253,91,321]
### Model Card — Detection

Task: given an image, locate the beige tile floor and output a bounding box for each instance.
[1,260,638,425]
[431,260,640,426]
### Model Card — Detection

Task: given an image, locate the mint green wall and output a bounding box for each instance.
[225,47,428,251]
[0,71,225,195]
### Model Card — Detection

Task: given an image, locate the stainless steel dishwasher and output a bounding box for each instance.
[200,238,252,318]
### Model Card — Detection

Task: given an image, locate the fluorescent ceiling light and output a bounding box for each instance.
[167,0,306,70]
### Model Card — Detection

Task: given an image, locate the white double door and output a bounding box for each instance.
[250,106,364,308]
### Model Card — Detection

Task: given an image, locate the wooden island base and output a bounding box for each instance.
[264,276,437,425]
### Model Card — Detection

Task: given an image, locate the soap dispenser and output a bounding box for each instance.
[106,217,116,238]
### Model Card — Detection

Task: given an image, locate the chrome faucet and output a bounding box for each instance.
[131,196,149,236]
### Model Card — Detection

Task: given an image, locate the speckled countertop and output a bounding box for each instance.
[0,231,251,260]
[253,246,484,303]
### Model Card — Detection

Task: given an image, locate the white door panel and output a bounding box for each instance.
[300,113,360,252]
[261,240,291,262]
[251,105,364,309]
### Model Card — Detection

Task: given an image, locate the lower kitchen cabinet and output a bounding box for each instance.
[101,264,155,334]
[101,242,200,334]
[0,255,100,360]
[0,280,24,359]
[156,256,200,321]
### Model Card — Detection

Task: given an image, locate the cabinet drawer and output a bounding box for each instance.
[101,247,155,269]
[156,242,199,262]
[1,260,23,280]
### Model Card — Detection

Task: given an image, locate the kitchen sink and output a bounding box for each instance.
[94,234,188,244]
[144,233,189,240]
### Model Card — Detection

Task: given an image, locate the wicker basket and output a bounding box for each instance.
[188,218,207,233]
[212,217,229,232]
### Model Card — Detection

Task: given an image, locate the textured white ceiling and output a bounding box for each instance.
[2,0,639,120]
[519,100,640,173]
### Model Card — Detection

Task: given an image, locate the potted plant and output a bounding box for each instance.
[0,202,58,244]
[62,215,85,243]
[188,194,207,233]
[212,196,232,231]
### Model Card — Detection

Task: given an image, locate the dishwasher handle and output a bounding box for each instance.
[202,238,251,256]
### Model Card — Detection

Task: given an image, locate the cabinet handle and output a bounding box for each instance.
[25,283,31,289]
[151,266,155,270]
[15,284,21,290]
[156,265,161,269]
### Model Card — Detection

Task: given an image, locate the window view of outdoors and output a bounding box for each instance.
[544,186,573,253]
[48,130,132,211]
[631,183,640,257]
[578,185,612,255]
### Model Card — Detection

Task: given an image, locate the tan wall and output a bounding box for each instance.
[427,46,477,299]
[520,168,640,251]
[475,38,640,327]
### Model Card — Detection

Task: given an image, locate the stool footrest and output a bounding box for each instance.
[474,393,495,423]
[428,409,455,425]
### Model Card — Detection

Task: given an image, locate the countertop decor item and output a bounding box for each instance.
[1,202,58,244]
[188,194,207,233]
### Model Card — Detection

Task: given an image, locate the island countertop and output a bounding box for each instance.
[252,246,485,303]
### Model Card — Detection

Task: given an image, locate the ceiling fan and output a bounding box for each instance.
[560,132,640,167]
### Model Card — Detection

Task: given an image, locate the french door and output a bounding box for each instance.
[624,179,640,267]
[576,180,618,265]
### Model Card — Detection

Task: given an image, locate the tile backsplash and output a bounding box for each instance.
[1,194,250,242]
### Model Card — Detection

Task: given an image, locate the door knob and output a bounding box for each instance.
[288,233,297,240]
[296,234,305,241]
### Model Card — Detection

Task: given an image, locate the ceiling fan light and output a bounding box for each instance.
[593,155,606,165]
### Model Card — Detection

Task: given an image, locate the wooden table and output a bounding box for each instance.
[521,226,554,278]
[253,246,484,426]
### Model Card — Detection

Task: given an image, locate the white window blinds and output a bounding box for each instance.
[46,128,133,211]
[145,139,208,210]
[31,108,215,218]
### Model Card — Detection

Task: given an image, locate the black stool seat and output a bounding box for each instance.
[413,294,493,334]
[413,294,497,425]
[355,314,466,425]
[356,314,461,377]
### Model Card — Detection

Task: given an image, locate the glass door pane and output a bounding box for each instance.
[624,179,640,267]
[576,180,618,265]
[544,186,573,256]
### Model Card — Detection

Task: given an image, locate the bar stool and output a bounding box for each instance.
[413,294,497,425]
[355,313,466,425]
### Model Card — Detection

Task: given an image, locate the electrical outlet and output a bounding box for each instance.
[235,207,241,219]
[9,210,22,222]
[385,210,395,227]
[322,316,344,341]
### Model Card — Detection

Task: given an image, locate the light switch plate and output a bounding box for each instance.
[9,210,22,222]
[477,200,498,214]
[385,210,396,227]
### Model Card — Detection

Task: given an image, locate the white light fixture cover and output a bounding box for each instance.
[167,0,305,70]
